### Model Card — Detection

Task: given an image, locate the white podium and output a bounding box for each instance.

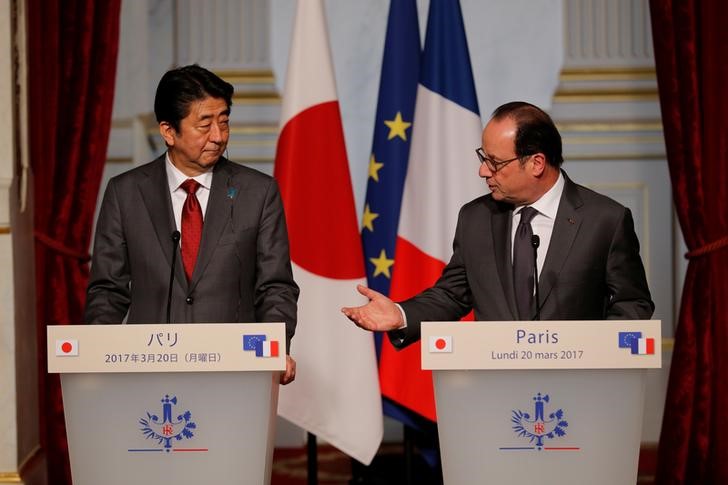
[47,323,286,485]
[421,320,661,485]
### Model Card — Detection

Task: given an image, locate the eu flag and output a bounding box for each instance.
[361,0,420,304]
[361,0,436,434]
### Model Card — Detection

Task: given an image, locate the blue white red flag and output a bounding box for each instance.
[378,0,483,422]
[360,0,429,428]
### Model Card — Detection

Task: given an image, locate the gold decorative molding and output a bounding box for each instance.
[553,90,659,103]
[559,66,656,82]
[213,69,281,104]
[564,153,666,161]
[0,226,10,234]
[563,135,664,145]
[111,118,133,129]
[0,472,21,483]
[228,139,277,148]
[557,121,663,132]
[230,125,278,135]
[232,92,281,104]
[215,69,276,85]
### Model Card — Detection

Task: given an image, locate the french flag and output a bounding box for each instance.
[274,0,382,465]
[631,337,655,355]
[255,340,279,358]
[378,0,483,422]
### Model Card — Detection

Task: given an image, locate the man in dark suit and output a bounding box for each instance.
[342,101,653,347]
[85,65,299,382]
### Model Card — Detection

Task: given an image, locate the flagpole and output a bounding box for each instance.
[307,432,318,485]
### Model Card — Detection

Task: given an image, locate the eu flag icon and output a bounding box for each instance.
[243,334,266,351]
[618,331,642,348]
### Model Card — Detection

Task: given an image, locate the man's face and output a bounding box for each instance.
[162,96,230,176]
[479,117,533,205]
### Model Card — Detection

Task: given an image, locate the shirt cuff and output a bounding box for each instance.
[395,303,407,329]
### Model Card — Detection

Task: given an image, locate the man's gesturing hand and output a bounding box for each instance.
[341,284,404,332]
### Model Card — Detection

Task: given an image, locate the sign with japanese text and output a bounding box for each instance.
[47,323,286,373]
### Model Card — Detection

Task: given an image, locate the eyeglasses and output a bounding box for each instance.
[475,147,528,173]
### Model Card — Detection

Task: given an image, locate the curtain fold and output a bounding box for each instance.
[26,0,121,482]
[650,1,728,483]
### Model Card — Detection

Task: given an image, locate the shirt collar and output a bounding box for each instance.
[165,152,214,191]
[515,171,565,220]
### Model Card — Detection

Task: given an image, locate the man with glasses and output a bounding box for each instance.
[342,101,653,347]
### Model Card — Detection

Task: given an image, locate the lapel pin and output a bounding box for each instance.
[568,217,576,224]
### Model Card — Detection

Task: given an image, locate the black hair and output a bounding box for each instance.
[491,101,563,167]
[154,64,234,132]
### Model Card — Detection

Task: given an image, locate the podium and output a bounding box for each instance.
[421,320,661,485]
[47,323,286,485]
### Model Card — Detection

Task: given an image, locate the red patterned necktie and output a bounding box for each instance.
[180,179,203,281]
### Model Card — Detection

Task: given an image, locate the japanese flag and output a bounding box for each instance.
[55,339,79,356]
[428,336,453,353]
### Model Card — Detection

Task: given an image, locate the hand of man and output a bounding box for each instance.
[341,284,404,332]
[280,355,296,385]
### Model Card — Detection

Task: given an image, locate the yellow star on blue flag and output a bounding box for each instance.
[384,112,412,141]
[369,249,395,278]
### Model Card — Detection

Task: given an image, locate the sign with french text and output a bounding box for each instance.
[421,320,661,370]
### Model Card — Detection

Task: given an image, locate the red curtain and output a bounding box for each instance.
[26,0,121,482]
[650,1,728,483]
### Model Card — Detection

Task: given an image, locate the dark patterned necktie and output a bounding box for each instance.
[513,206,538,320]
[180,179,203,282]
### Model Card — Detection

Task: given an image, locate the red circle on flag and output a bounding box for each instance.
[61,342,73,353]
[435,338,447,350]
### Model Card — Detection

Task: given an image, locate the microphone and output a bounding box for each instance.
[531,234,541,321]
[166,231,181,324]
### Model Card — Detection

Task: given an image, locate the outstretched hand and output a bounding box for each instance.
[341,284,404,332]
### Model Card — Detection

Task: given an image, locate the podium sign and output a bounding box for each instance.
[421,320,661,485]
[48,323,286,485]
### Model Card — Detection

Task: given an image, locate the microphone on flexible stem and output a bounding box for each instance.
[166,231,181,324]
[531,234,541,321]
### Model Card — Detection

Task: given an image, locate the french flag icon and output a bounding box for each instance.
[255,340,279,358]
[55,339,79,356]
[631,337,655,355]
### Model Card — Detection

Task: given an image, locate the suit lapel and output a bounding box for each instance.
[138,156,188,289]
[188,158,235,291]
[491,201,519,319]
[538,174,583,309]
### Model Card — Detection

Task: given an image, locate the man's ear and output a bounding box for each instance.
[531,152,547,176]
[159,122,176,147]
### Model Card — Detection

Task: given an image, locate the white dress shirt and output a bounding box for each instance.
[165,153,214,231]
[511,171,565,279]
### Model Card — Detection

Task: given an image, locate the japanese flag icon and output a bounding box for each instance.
[428,335,453,353]
[55,339,79,356]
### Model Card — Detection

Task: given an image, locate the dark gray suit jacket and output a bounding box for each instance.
[393,172,654,348]
[85,156,299,348]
